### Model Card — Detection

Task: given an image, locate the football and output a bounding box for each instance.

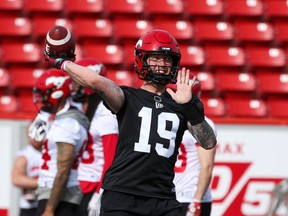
[44,25,76,60]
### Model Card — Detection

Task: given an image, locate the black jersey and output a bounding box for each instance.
[102,86,188,199]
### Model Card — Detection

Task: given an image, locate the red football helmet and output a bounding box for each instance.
[167,74,201,97]
[33,68,73,113]
[44,25,76,61]
[72,57,106,102]
[134,29,181,85]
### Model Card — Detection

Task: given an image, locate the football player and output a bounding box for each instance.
[45,27,217,216]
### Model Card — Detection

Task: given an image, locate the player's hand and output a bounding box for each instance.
[186,200,201,216]
[166,67,195,104]
[28,111,50,142]
[44,51,72,70]
[88,189,103,216]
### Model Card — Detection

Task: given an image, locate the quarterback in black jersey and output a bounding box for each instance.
[45,28,217,216]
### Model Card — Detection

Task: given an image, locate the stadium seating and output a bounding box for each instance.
[183,0,224,17]
[152,19,194,42]
[193,19,234,43]
[106,69,135,87]
[105,0,144,16]
[264,0,288,18]
[205,45,246,68]
[224,0,264,18]
[196,71,215,92]
[9,67,44,88]
[215,70,256,93]
[180,45,205,68]
[233,20,274,44]
[256,70,288,95]
[73,18,113,40]
[17,94,37,113]
[0,95,18,113]
[65,0,104,16]
[1,42,41,64]
[201,97,226,117]
[226,98,267,117]
[273,19,288,45]
[0,68,10,87]
[266,97,288,118]
[24,0,64,14]
[245,46,286,68]
[0,16,32,38]
[113,18,154,41]
[82,43,125,66]
[0,0,23,11]
[145,0,184,16]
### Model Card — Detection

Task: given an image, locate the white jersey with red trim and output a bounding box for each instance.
[16,145,41,209]
[38,103,88,188]
[174,117,216,203]
[78,101,118,182]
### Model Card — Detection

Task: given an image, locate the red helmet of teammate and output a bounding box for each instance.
[134,29,181,85]
[33,68,73,113]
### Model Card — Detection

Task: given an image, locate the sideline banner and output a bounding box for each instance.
[211,124,288,216]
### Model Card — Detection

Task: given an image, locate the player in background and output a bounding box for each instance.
[33,68,89,216]
[73,58,118,216]
[44,27,217,216]
[171,78,217,216]
[11,128,42,216]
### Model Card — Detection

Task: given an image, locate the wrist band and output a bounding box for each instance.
[180,96,205,126]
[61,60,72,71]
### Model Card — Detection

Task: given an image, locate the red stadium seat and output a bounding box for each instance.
[266,97,288,118]
[0,68,10,87]
[1,42,41,64]
[0,16,32,37]
[106,69,135,87]
[0,0,23,11]
[82,43,125,66]
[32,16,72,39]
[73,18,113,39]
[224,0,264,18]
[105,0,144,15]
[193,19,234,43]
[273,20,288,44]
[17,94,37,113]
[245,46,286,68]
[256,71,288,95]
[24,0,64,13]
[145,0,184,16]
[114,18,154,40]
[205,45,246,67]
[264,0,288,18]
[122,40,137,67]
[234,20,274,43]
[215,70,256,93]
[201,97,226,117]
[10,67,44,88]
[196,71,215,92]
[0,95,18,112]
[65,0,104,15]
[183,0,224,17]
[226,98,267,117]
[152,19,194,42]
[180,45,205,67]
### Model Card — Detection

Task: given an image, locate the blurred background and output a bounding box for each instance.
[0,0,288,215]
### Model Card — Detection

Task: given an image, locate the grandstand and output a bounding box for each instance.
[0,0,288,123]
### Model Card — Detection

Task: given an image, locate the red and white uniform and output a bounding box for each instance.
[16,145,41,209]
[174,117,217,203]
[77,101,118,193]
[38,102,88,188]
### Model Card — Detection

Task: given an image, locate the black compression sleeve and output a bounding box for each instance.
[179,96,205,125]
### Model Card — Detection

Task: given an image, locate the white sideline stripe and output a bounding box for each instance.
[46,29,71,46]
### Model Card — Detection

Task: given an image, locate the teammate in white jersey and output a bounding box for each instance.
[171,77,217,216]
[33,69,89,216]
[12,142,42,216]
[72,58,119,216]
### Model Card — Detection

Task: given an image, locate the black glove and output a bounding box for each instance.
[44,51,74,69]
[180,96,205,126]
